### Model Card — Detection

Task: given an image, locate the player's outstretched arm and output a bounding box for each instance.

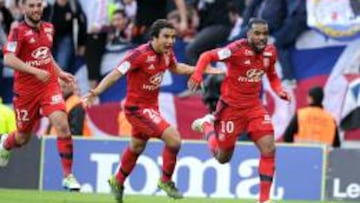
[266,62,291,102]
[188,50,220,92]
[4,53,50,82]
[170,63,194,75]
[82,69,123,107]
[204,66,226,75]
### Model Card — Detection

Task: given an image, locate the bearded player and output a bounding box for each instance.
[188,18,291,203]
[0,0,80,191]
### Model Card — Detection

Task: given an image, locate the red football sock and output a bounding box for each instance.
[161,146,179,183]
[203,122,218,156]
[116,147,140,184]
[4,131,21,150]
[259,154,275,202]
[57,136,73,177]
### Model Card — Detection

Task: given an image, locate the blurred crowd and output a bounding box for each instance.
[0,0,308,89]
[0,0,313,138]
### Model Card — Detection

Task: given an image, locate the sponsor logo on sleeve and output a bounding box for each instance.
[217,48,232,60]
[116,61,131,74]
[6,42,17,52]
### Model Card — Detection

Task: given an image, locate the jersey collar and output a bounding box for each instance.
[23,20,43,31]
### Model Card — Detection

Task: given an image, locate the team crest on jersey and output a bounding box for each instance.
[146,55,156,63]
[29,37,35,44]
[147,64,155,70]
[244,49,254,56]
[244,59,251,65]
[24,30,33,36]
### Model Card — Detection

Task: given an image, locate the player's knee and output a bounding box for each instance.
[166,135,181,150]
[215,151,232,164]
[261,143,276,156]
[216,156,231,164]
[16,133,31,146]
[130,143,146,154]
[54,121,71,137]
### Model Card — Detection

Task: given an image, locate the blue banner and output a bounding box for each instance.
[41,138,325,201]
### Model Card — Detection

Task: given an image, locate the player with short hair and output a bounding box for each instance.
[0,0,80,191]
[83,19,220,203]
[188,18,291,203]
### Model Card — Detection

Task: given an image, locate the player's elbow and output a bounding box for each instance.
[199,51,212,61]
[196,51,214,67]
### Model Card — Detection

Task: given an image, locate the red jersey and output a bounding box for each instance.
[201,39,281,108]
[3,21,57,95]
[115,43,177,108]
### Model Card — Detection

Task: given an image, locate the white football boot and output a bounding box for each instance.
[191,114,215,133]
[0,134,10,167]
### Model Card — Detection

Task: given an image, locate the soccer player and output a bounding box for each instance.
[82,19,220,203]
[0,0,80,191]
[188,18,291,203]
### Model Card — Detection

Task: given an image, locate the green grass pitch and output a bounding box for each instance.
[0,189,351,203]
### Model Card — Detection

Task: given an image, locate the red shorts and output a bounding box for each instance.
[125,106,170,140]
[13,84,65,133]
[213,101,274,151]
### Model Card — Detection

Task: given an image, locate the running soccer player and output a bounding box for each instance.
[83,19,220,203]
[0,0,80,191]
[188,18,291,203]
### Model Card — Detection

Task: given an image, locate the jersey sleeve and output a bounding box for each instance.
[215,41,239,61]
[115,49,142,74]
[3,26,22,56]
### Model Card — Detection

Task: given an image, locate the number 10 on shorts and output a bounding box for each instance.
[220,120,234,133]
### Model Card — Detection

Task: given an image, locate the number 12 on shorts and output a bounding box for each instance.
[16,109,30,121]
